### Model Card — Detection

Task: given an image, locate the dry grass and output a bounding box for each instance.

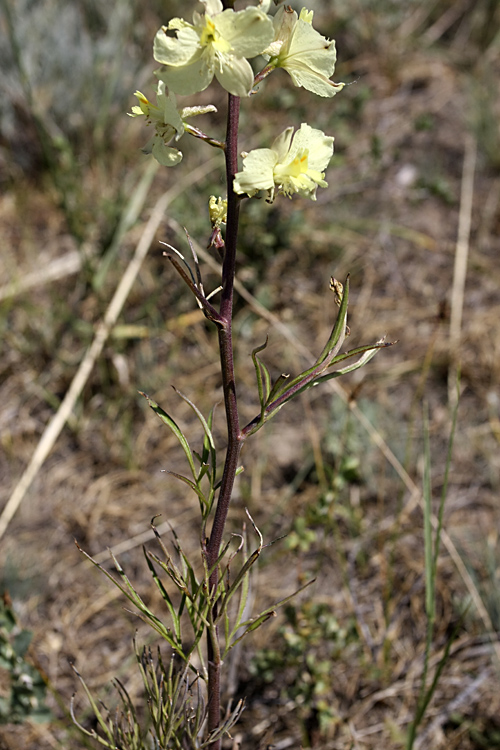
[1,1,500,748]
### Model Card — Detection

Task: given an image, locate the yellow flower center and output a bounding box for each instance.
[288,152,309,177]
[200,17,231,54]
[272,148,326,198]
[274,150,309,181]
[200,18,217,45]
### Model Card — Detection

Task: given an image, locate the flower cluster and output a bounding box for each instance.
[131,1,344,198]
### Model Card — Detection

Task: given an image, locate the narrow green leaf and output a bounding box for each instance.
[227,612,277,652]
[218,547,260,622]
[225,578,315,654]
[77,542,174,645]
[315,275,350,366]
[147,551,191,599]
[144,548,182,643]
[252,338,269,410]
[201,699,244,747]
[259,357,272,401]
[226,571,251,648]
[165,469,209,507]
[139,391,197,480]
[265,371,290,406]
[207,406,217,487]
[327,340,391,368]
[128,609,187,657]
[288,341,390,398]
[173,387,216,453]
[265,277,352,407]
[200,406,217,489]
[71,666,115,745]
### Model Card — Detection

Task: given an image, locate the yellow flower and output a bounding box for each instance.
[208,196,227,226]
[129,83,216,166]
[154,0,274,97]
[263,6,344,98]
[234,123,334,202]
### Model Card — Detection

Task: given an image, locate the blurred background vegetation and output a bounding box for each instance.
[1,0,500,748]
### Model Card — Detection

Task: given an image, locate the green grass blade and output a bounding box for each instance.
[433,377,460,576]
[423,406,434,619]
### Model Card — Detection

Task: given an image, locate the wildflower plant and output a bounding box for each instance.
[73,1,391,748]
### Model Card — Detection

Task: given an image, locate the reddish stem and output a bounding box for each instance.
[205,92,244,749]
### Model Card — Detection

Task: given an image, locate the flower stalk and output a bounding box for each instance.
[205,92,243,749]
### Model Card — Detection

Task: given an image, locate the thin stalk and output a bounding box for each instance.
[205,92,244,749]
